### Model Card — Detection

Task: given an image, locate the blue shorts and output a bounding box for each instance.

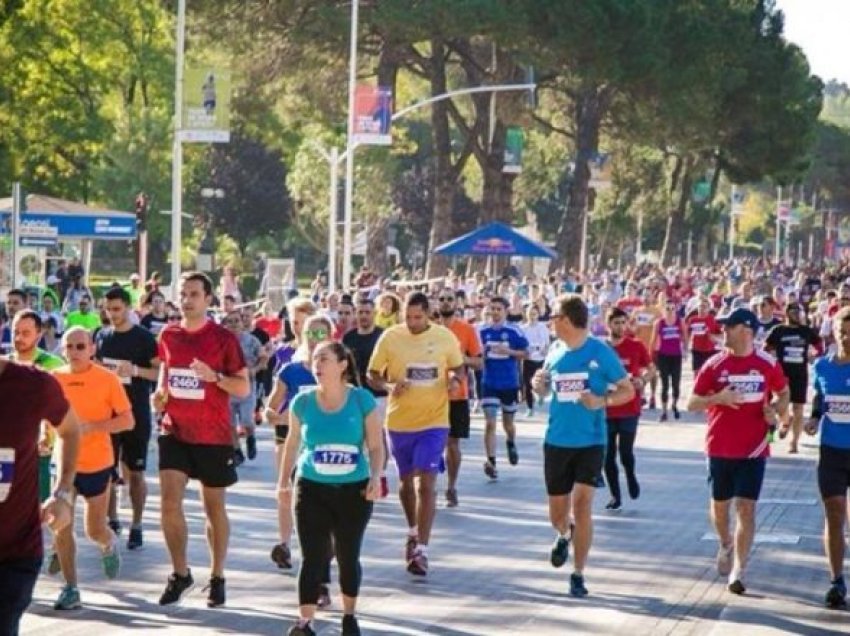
[73,467,113,499]
[708,457,766,501]
[481,386,519,414]
[387,428,448,479]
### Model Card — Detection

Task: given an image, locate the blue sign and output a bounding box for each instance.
[21,236,58,248]
[0,211,136,240]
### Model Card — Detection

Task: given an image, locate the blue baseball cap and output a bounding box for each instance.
[717,308,759,331]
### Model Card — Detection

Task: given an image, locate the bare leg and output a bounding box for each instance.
[446,437,461,491]
[711,498,733,548]
[398,474,416,529]
[275,444,293,544]
[83,489,115,551]
[548,493,571,536]
[483,411,497,459]
[127,468,147,527]
[789,403,804,452]
[200,486,230,578]
[824,496,847,580]
[55,495,78,587]
[159,469,190,575]
[415,473,438,545]
[571,484,595,573]
[733,498,756,575]
[502,412,516,443]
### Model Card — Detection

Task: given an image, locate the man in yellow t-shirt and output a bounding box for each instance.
[51,326,133,610]
[368,291,464,578]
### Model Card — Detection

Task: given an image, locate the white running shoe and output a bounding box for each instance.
[716,543,734,577]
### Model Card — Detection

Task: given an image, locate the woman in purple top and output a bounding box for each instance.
[651,298,689,422]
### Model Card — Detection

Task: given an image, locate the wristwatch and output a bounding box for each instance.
[216,372,225,383]
[52,487,74,507]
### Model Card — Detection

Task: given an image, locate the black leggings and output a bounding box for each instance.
[604,418,637,502]
[294,478,373,605]
[655,353,682,406]
[522,359,544,409]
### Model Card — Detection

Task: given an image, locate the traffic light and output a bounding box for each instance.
[134,192,149,230]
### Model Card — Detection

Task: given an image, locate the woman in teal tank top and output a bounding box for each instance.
[279,341,385,636]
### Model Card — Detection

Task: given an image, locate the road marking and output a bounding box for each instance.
[759,498,817,505]
[701,532,800,544]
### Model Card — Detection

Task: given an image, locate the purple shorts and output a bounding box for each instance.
[388,428,448,478]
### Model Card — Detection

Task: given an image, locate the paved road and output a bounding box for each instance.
[21,373,848,635]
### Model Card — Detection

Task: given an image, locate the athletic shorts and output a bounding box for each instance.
[543,444,604,496]
[818,445,850,499]
[781,364,808,405]
[449,400,471,439]
[73,467,113,499]
[387,428,448,479]
[691,350,715,373]
[708,457,766,501]
[606,415,639,435]
[274,424,290,445]
[230,394,255,427]
[111,411,152,473]
[481,386,519,414]
[158,434,238,488]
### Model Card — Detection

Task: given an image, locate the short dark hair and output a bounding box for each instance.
[490,296,509,309]
[356,298,375,308]
[13,309,42,330]
[182,271,214,296]
[405,291,429,311]
[7,288,25,302]
[105,287,132,305]
[224,294,236,303]
[555,294,589,329]
[607,307,629,323]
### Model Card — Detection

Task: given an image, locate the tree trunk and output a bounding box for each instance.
[660,155,695,266]
[550,85,608,273]
[425,38,455,279]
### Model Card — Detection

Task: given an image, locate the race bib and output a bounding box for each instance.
[486,341,510,360]
[102,357,131,385]
[726,374,765,404]
[312,444,360,476]
[168,367,204,400]
[825,395,850,424]
[636,313,653,326]
[406,363,439,387]
[661,326,679,340]
[690,323,707,337]
[0,448,14,503]
[553,372,589,403]
[783,346,804,364]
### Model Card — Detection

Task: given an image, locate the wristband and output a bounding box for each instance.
[52,487,74,507]
[131,364,139,377]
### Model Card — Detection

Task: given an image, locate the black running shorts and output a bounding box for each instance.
[818,444,850,499]
[449,400,471,439]
[708,457,765,501]
[543,444,604,496]
[781,364,808,405]
[158,434,238,488]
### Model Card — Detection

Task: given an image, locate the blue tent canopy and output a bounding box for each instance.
[433,221,556,258]
[0,194,137,242]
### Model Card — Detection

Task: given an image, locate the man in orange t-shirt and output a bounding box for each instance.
[437,291,483,508]
[51,327,133,609]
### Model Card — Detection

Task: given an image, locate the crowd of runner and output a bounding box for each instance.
[1,257,849,636]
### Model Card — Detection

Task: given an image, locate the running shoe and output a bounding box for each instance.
[158,570,195,605]
[407,549,429,576]
[727,578,746,595]
[649,398,657,410]
[127,527,143,550]
[317,584,332,609]
[405,535,418,562]
[45,550,61,575]
[342,614,362,636]
[380,475,389,498]
[659,410,668,422]
[234,448,245,467]
[445,488,459,508]
[506,440,519,466]
[715,544,734,577]
[287,622,317,636]
[102,541,121,579]
[205,576,226,608]
[271,542,293,569]
[605,498,622,511]
[108,518,122,536]
[246,434,257,460]
[569,573,589,598]
[550,536,570,568]
[53,585,81,610]
[672,405,680,420]
[483,460,498,480]
[626,472,641,500]
[826,578,847,609]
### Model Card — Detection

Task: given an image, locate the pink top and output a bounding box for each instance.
[656,317,683,356]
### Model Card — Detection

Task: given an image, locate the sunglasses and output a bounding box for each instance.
[64,342,88,351]
[306,329,329,340]
[438,296,455,302]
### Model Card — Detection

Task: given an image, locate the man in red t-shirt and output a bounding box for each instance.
[686,297,721,373]
[615,282,642,316]
[604,308,654,511]
[688,308,789,596]
[154,272,249,609]
[0,360,79,633]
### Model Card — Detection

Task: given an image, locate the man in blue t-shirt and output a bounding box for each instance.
[532,294,634,598]
[806,306,850,609]
[478,297,528,479]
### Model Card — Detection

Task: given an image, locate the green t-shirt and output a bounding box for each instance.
[9,348,65,371]
[65,310,101,332]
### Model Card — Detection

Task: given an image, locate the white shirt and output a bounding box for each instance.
[522,321,551,362]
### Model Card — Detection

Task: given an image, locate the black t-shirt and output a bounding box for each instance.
[251,327,270,346]
[141,312,168,336]
[95,325,158,423]
[342,327,387,397]
[765,324,821,369]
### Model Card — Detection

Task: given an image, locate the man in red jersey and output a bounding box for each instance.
[687,308,789,596]
[615,282,643,316]
[153,272,249,609]
[686,296,722,373]
[604,308,654,510]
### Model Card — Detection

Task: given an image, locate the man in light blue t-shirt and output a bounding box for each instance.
[533,294,634,598]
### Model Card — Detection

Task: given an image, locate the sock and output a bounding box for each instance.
[130,523,142,531]
[729,567,743,583]
[488,456,496,466]
[407,526,418,538]
[572,570,582,578]
[417,544,428,556]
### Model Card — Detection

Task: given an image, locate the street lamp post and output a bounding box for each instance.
[341,0,359,291]
[170,0,187,299]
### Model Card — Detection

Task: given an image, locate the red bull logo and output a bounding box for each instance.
[472,237,515,254]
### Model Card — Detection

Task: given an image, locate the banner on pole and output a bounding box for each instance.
[731,187,746,216]
[352,85,392,145]
[503,127,523,174]
[180,66,231,143]
[777,202,791,222]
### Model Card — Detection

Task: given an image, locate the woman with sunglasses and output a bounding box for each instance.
[651,298,688,422]
[281,341,384,636]
[265,316,333,588]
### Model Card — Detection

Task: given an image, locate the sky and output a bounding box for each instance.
[775,0,850,85]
